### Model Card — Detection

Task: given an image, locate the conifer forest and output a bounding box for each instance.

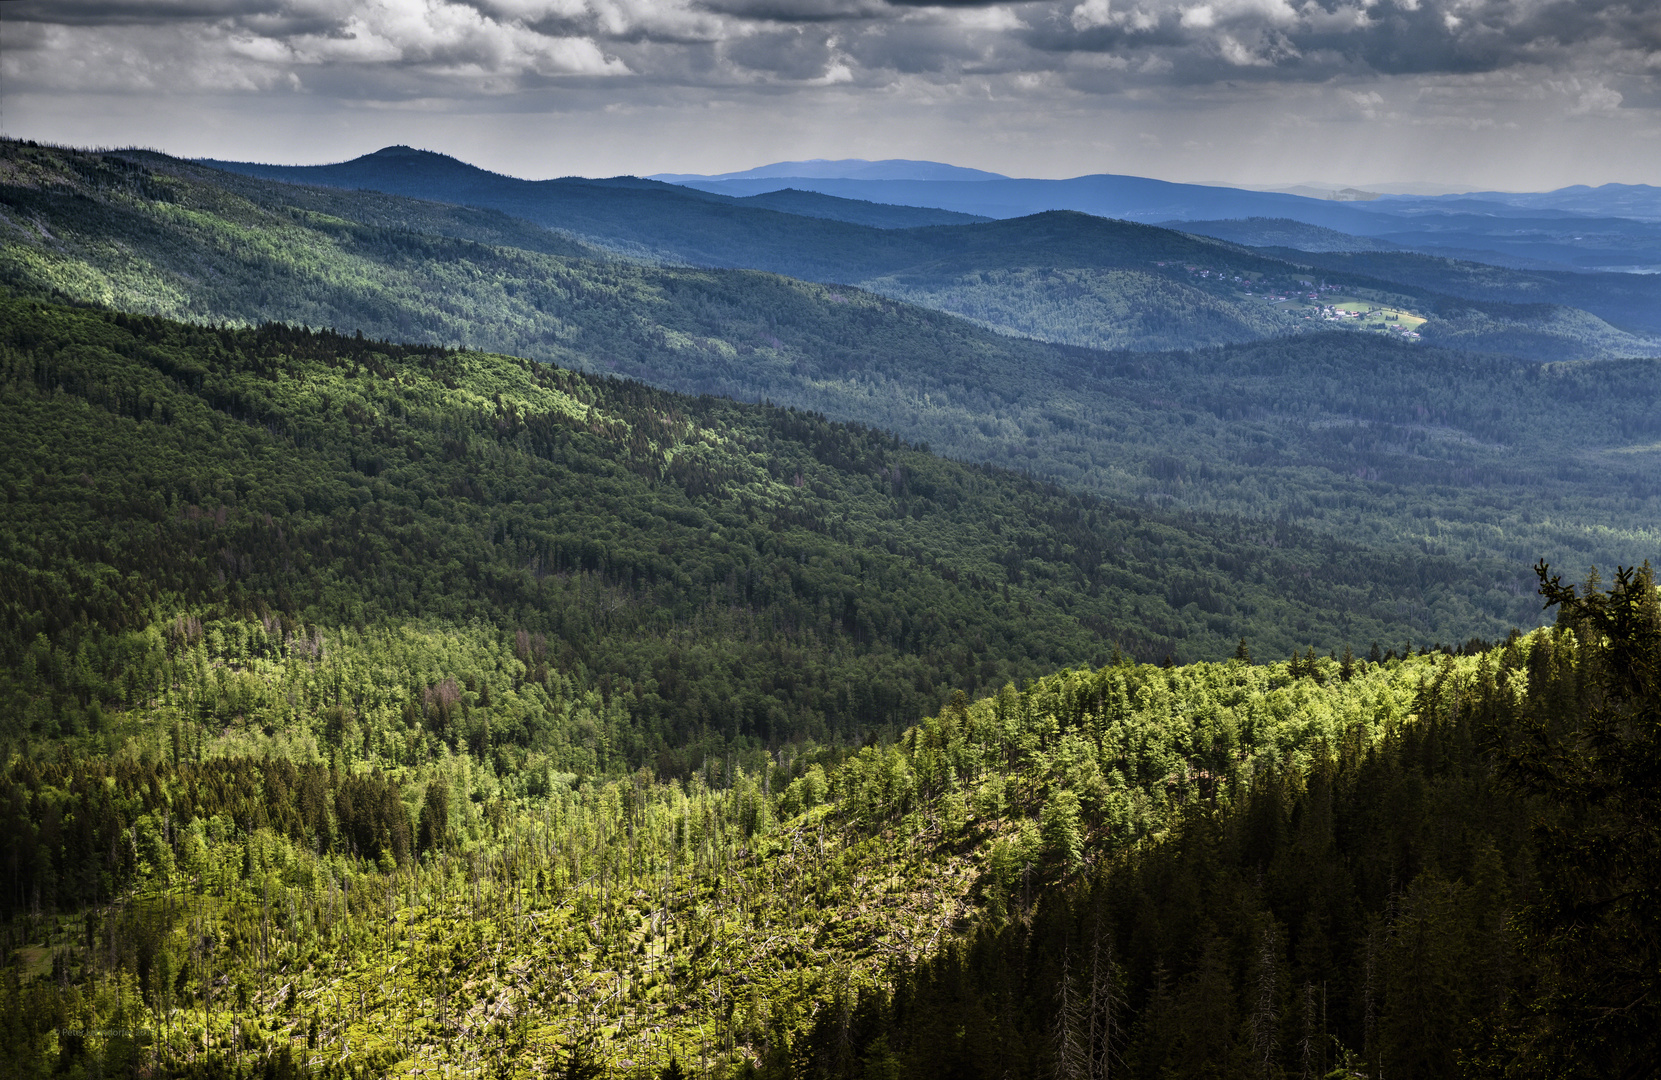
[0,138,1657,1079]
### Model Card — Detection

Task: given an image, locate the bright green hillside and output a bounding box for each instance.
[4,569,1655,1078]
[0,604,1487,1077]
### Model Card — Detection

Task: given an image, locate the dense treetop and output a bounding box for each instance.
[5,567,1654,1077]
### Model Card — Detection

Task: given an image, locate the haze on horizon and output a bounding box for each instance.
[1,0,1656,191]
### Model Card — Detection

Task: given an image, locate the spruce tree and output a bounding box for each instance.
[1495,562,1661,1077]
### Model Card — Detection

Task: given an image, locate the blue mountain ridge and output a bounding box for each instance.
[665,173,1661,271]
[650,158,1008,183]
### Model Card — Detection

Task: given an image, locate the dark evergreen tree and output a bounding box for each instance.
[1491,562,1661,1079]
[418,775,452,857]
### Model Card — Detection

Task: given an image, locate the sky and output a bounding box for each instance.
[2,0,1658,190]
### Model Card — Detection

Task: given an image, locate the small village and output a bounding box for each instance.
[1157,261,1426,339]
[1318,299,1425,339]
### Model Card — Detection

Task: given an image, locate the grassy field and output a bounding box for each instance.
[1250,286,1428,336]
[1324,296,1428,332]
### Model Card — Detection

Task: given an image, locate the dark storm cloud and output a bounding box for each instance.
[1027,0,1660,82]
[722,27,840,76]
[6,0,265,24]
[4,0,1656,97]
[839,19,1039,75]
[694,0,892,22]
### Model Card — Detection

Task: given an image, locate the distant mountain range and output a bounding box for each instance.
[201,148,1661,273]
[665,170,1394,231]
[193,145,1661,341]
[1419,183,1661,221]
[653,160,1661,272]
[662,158,1661,220]
[650,158,1008,183]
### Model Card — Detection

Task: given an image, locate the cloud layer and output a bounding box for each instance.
[7,0,1656,96]
[2,1,1656,187]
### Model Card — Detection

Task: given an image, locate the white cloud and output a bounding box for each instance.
[1342,86,1384,116]
[1180,5,1216,30]
[4,0,629,96]
[950,6,1027,33]
[1568,81,1623,115]
[1071,0,1114,31]
[10,0,1660,98]
[811,60,855,84]
[1218,33,1270,64]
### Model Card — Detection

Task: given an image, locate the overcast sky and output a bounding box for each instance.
[3,0,1657,189]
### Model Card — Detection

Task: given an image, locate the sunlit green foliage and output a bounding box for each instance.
[1,139,1657,1079]
[1,479,1651,1078]
[0,597,1471,1077]
[800,571,1661,1080]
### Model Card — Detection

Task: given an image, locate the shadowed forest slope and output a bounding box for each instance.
[1,295,1525,760]
[3,142,1658,584]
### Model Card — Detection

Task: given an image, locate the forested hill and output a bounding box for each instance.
[810,568,1661,1080]
[192,146,1296,352]
[0,294,1510,756]
[196,145,1249,279]
[4,140,1660,584]
[0,141,1656,1080]
[730,188,990,228]
[3,562,1654,1077]
[1253,246,1661,336]
[187,143,1654,359]
[1170,217,1404,253]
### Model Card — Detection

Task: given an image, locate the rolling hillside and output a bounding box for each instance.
[193,144,1657,359]
[1170,217,1403,253]
[4,559,1653,1077]
[3,140,1659,587]
[663,164,1661,275]
[1256,247,1661,336]
[731,189,990,229]
[1,143,1658,1080]
[2,295,1517,738]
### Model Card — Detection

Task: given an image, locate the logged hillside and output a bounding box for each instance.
[2,140,1657,1080]
[3,567,1655,1078]
[3,142,1659,582]
[0,606,1497,1076]
[817,567,1661,1080]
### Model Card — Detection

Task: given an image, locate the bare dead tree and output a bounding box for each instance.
[1252,924,1280,1079]
[1054,943,1091,1080]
